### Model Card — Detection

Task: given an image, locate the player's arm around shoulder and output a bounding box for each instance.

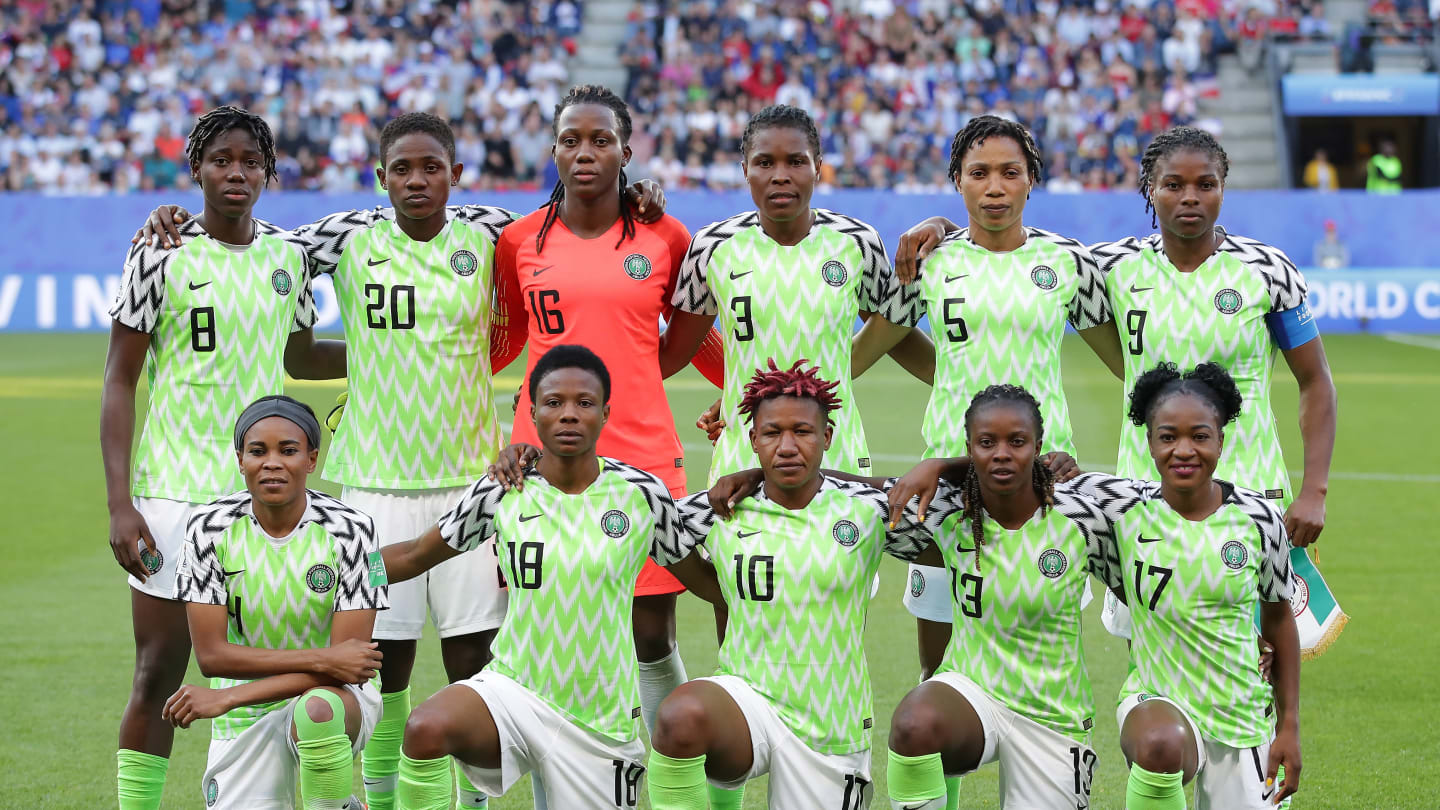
[382,475,505,583]
[660,489,726,607]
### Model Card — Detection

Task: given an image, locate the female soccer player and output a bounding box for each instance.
[101,106,325,810]
[647,361,932,810]
[486,85,725,738]
[372,346,722,808]
[1090,126,1336,643]
[880,385,1120,810]
[1076,363,1302,808]
[658,104,921,484]
[167,395,387,810]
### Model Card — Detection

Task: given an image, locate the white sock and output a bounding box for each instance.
[638,647,688,738]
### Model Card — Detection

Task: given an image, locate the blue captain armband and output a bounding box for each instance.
[1265,301,1319,350]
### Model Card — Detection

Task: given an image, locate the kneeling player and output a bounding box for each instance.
[647,361,931,810]
[167,396,388,810]
[376,345,722,808]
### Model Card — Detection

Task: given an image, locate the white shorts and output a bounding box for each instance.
[201,683,381,809]
[127,497,199,600]
[1116,692,1277,810]
[1101,589,1133,639]
[454,670,648,807]
[932,671,1096,809]
[344,486,508,640]
[701,675,874,810]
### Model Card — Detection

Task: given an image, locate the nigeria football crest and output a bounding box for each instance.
[450,249,479,277]
[832,519,860,547]
[1031,265,1058,290]
[909,568,926,597]
[821,259,848,287]
[1221,540,1249,569]
[271,268,292,296]
[205,778,220,807]
[601,509,631,538]
[306,563,337,593]
[138,541,163,575]
[623,253,653,280]
[1037,548,1068,578]
[1214,288,1243,314]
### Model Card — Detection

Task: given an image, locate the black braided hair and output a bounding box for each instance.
[537,84,636,254]
[740,104,821,160]
[1127,361,1243,428]
[1139,126,1230,228]
[186,105,278,184]
[961,384,1056,571]
[378,112,457,164]
[947,114,1044,184]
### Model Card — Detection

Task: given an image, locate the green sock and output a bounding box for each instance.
[295,689,354,810]
[363,687,411,810]
[708,782,745,810]
[116,749,168,810]
[886,750,945,809]
[1125,764,1185,810]
[454,766,487,808]
[397,753,453,810]
[944,775,962,810]
[646,751,708,809]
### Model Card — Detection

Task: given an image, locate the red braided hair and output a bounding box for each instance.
[737,359,842,423]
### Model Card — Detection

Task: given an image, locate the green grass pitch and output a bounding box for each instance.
[2,332,1437,808]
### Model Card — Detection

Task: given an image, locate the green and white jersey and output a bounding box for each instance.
[109,218,315,503]
[898,478,1120,740]
[678,477,930,754]
[1070,472,1293,747]
[1091,231,1309,504]
[292,205,519,490]
[176,490,387,740]
[437,459,694,742]
[916,227,1111,460]
[671,210,921,482]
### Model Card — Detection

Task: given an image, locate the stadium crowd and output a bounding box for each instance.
[1,0,1323,195]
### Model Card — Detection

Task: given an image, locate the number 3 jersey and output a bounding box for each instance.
[671,210,921,482]
[175,490,388,740]
[291,205,518,490]
[1091,231,1314,504]
[678,478,930,754]
[1068,473,1293,747]
[436,459,696,742]
[916,228,1111,460]
[900,478,1120,741]
[109,218,315,503]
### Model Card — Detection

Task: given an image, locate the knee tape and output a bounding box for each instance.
[295,688,347,740]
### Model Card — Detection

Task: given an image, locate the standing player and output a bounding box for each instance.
[372,346,722,808]
[101,106,328,810]
[647,361,931,810]
[658,104,921,485]
[166,396,387,810]
[1090,127,1337,646]
[1072,363,1302,808]
[487,85,725,739]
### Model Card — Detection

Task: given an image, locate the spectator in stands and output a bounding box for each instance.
[1313,219,1351,268]
[1367,139,1403,193]
[1304,148,1339,191]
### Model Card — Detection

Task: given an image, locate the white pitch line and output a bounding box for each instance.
[1383,333,1440,351]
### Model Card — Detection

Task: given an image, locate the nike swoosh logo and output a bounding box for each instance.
[221,569,245,577]
[737,530,760,538]
[188,280,212,290]
[368,257,390,266]
[363,777,389,788]
[1129,284,1154,293]
[944,274,968,282]
[1138,536,1163,544]
[729,270,753,280]
[533,265,555,276]
[902,803,931,810]
[519,513,543,523]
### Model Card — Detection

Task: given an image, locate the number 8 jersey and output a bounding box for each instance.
[110,218,315,502]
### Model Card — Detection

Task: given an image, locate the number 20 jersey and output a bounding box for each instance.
[293,206,517,490]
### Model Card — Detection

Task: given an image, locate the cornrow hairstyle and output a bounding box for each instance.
[961,384,1056,571]
[738,358,842,424]
[186,105,278,184]
[1127,361,1244,428]
[740,104,821,161]
[537,84,636,254]
[528,344,612,404]
[378,112,457,165]
[1138,125,1230,228]
[947,114,1044,185]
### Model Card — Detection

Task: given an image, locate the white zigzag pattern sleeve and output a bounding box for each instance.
[450,204,522,244]
[838,212,921,327]
[672,214,750,316]
[311,492,388,611]
[109,233,178,333]
[615,463,694,565]
[883,477,964,549]
[1087,236,1147,279]
[288,207,385,277]
[1226,235,1309,313]
[1231,487,1296,603]
[837,479,932,561]
[437,476,506,553]
[676,491,718,547]
[175,497,244,606]
[1053,487,1124,590]
[1060,234,1113,329]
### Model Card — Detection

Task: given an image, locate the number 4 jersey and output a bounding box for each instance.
[110,218,315,503]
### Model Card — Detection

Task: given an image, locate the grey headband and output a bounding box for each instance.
[234,396,321,452]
